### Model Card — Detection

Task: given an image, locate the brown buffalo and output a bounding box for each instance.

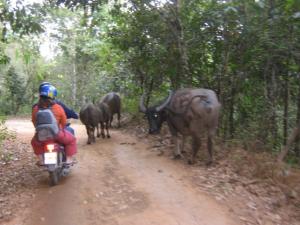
[79,103,102,144]
[140,88,221,165]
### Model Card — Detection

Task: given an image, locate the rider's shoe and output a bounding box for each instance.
[65,156,77,166]
[35,155,44,166]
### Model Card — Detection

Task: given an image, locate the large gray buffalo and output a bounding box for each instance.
[101,92,121,127]
[139,88,221,165]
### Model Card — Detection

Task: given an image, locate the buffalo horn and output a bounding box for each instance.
[139,94,147,113]
[156,90,173,112]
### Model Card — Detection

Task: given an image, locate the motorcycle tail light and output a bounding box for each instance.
[46,144,55,152]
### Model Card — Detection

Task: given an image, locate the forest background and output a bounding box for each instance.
[1,0,300,163]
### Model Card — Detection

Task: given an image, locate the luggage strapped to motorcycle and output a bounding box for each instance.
[35,104,59,142]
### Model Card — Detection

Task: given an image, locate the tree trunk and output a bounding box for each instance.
[174,0,190,82]
[167,0,191,86]
[278,125,300,162]
[229,83,236,139]
[150,1,190,88]
[220,39,230,141]
[269,66,278,147]
[283,73,289,145]
[294,73,300,156]
[72,58,77,108]
[261,0,278,148]
[262,60,277,147]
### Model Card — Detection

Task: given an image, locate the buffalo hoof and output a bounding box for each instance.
[206,160,213,166]
[97,134,100,138]
[172,154,182,160]
[107,135,111,138]
[157,150,164,156]
[87,141,91,145]
[101,134,105,139]
[188,159,195,165]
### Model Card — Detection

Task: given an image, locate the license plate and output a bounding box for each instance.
[44,152,57,165]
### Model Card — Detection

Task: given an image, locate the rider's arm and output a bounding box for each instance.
[55,100,78,119]
[31,106,38,127]
[53,104,67,128]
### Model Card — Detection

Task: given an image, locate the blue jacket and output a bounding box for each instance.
[55,100,79,119]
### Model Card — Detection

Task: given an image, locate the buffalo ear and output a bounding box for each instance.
[155,90,173,112]
[139,94,147,113]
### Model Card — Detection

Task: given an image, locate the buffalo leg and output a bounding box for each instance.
[181,136,186,153]
[105,122,111,138]
[172,135,183,159]
[100,122,105,138]
[168,122,183,159]
[117,111,121,128]
[109,115,113,128]
[91,127,96,143]
[188,137,201,164]
[96,124,100,138]
[86,125,91,144]
[207,135,213,165]
[87,126,95,144]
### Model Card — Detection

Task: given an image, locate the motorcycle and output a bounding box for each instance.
[42,142,73,186]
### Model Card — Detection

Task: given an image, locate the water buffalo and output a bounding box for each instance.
[96,101,111,139]
[139,88,221,165]
[101,92,121,127]
[79,103,101,144]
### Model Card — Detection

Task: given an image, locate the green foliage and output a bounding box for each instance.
[55,0,106,11]
[2,66,25,115]
[0,44,9,64]
[0,116,8,144]
[0,1,44,39]
[0,0,44,68]
[0,115,16,162]
[122,96,139,115]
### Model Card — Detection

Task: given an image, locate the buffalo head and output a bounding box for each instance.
[139,91,173,134]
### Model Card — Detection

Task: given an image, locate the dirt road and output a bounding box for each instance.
[4,119,241,225]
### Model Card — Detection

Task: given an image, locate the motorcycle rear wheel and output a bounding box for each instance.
[49,171,59,186]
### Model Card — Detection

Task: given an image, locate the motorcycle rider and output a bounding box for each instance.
[37,81,78,135]
[31,84,77,165]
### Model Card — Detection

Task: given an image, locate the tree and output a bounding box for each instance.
[0,0,44,65]
[3,66,24,114]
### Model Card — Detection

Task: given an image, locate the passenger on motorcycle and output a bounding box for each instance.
[36,82,79,135]
[31,84,77,165]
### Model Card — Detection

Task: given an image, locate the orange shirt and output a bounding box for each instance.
[32,103,67,129]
